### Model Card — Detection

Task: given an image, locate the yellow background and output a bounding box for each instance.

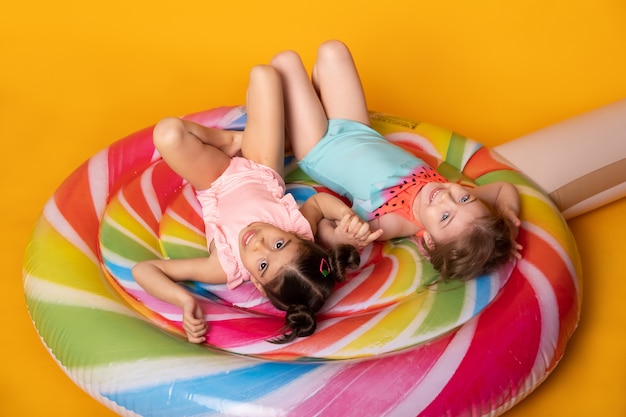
[2,0,626,416]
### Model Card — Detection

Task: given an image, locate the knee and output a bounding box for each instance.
[153,117,185,153]
[317,39,350,62]
[248,64,281,85]
[269,49,303,73]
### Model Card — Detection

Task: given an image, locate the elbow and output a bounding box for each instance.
[131,262,148,287]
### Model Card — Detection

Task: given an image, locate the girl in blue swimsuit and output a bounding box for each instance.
[270,40,522,281]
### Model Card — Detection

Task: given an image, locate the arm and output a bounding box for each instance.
[367,213,420,241]
[300,193,383,248]
[473,182,523,258]
[473,182,521,226]
[132,255,227,343]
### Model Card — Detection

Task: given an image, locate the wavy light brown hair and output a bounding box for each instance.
[424,208,515,282]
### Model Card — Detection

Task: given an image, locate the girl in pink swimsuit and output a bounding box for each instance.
[270,40,523,281]
[132,65,382,344]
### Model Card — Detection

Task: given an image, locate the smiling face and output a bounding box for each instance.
[238,222,302,294]
[417,182,490,248]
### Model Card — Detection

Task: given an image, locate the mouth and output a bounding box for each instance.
[242,229,256,247]
[429,187,443,203]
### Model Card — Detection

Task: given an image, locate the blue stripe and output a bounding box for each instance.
[102,362,320,417]
[473,274,492,315]
[224,112,247,130]
[285,186,316,205]
[102,260,133,281]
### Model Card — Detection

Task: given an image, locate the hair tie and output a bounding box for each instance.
[319,258,331,277]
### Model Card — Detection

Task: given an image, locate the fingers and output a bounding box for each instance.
[182,300,208,343]
[339,213,381,241]
[365,227,384,243]
[333,213,384,249]
[506,210,521,226]
[510,242,523,261]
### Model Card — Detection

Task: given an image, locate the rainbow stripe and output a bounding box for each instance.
[23,107,580,417]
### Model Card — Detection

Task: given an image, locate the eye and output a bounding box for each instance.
[441,212,449,222]
[460,195,470,203]
[273,239,285,249]
[258,260,268,272]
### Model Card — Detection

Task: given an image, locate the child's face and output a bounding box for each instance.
[418,182,490,248]
[238,222,300,294]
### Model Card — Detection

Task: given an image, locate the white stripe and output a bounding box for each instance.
[116,179,160,242]
[140,163,165,223]
[24,274,133,317]
[515,260,563,397]
[193,396,288,417]
[159,236,207,252]
[246,364,341,416]
[163,185,206,235]
[101,211,161,258]
[87,150,110,217]
[76,355,253,392]
[461,138,482,168]
[385,131,443,160]
[389,320,477,416]
[43,199,99,264]
[522,220,580,297]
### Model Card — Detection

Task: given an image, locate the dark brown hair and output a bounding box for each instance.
[262,241,360,344]
[425,208,515,282]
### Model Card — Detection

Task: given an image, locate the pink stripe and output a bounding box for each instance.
[127,289,184,315]
[519,229,578,356]
[290,334,456,416]
[420,269,542,416]
[207,318,284,347]
[107,127,156,194]
[149,161,185,211]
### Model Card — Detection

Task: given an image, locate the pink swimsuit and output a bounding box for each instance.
[195,157,313,289]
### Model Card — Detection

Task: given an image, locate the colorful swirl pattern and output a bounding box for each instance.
[23,106,581,416]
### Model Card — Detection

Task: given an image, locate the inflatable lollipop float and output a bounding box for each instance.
[26,98,625,416]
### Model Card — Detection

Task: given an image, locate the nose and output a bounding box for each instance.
[252,235,268,251]
[445,184,464,204]
[438,189,453,203]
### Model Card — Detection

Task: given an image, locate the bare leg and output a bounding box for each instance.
[270,49,329,161]
[311,40,370,125]
[153,118,236,190]
[494,98,626,219]
[240,65,286,176]
[270,40,371,162]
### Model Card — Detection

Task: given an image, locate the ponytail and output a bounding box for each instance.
[263,241,360,344]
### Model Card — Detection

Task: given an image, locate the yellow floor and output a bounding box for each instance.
[2,1,626,416]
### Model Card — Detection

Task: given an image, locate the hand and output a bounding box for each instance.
[334,213,383,249]
[510,241,523,260]
[502,207,521,237]
[181,298,208,343]
[502,207,522,260]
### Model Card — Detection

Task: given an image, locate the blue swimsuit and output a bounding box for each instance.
[299,119,447,221]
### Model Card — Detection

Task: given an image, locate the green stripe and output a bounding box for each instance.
[437,161,475,184]
[413,280,466,336]
[27,299,208,367]
[476,170,537,188]
[161,242,208,259]
[445,132,471,170]
[285,167,313,183]
[100,220,158,261]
